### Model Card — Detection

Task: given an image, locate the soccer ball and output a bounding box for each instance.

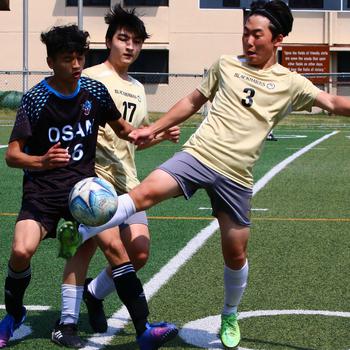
[69,177,118,226]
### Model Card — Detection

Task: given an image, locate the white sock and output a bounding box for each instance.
[60,284,84,324]
[222,261,249,315]
[88,267,115,300]
[79,194,136,242]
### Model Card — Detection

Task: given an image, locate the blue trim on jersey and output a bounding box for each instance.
[42,78,81,99]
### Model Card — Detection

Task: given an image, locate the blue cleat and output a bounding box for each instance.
[0,307,26,348]
[136,322,178,350]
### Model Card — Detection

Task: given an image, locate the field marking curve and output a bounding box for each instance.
[179,310,350,350]
[83,130,339,350]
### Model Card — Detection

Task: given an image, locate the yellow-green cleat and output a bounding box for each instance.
[220,313,240,349]
[57,221,82,259]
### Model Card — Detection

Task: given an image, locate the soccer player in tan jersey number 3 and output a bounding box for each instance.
[61,1,350,348]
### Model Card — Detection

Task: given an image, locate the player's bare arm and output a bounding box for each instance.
[5,140,70,170]
[130,89,208,146]
[314,91,350,116]
[136,125,181,150]
[108,117,135,141]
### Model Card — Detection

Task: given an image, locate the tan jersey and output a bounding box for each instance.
[183,55,321,189]
[83,63,149,192]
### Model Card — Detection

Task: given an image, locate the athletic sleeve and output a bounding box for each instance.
[197,58,220,102]
[80,77,122,126]
[96,84,122,125]
[290,73,321,112]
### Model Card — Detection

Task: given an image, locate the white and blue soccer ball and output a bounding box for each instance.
[69,177,118,226]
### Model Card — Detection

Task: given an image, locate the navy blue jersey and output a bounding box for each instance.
[10,77,121,199]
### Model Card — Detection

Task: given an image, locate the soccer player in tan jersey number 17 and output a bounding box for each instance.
[58,4,180,350]
[60,1,350,348]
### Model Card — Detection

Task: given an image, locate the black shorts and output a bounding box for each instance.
[17,188,74,239]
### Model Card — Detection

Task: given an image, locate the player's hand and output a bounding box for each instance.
[157,126,180,143]
[41,142,71,169]
[129,127,155,146]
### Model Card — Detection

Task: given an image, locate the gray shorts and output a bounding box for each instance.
[158,151,252,226]
[118,206,148,230]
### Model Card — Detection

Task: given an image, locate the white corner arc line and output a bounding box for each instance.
[179,310,350,350]
[83,130,338,350]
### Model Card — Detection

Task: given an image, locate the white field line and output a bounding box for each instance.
[83,130,339,350]
[179,310,350,350]
[0,305,50,311]
[0,145,7,149]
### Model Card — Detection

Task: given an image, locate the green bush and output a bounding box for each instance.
[0,91,23,109]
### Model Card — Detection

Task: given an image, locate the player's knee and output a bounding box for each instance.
[225,252,247,270]
[103,240,128,263]
[11,244,34,263]
[133,251,149,270]
[132,187,156,210]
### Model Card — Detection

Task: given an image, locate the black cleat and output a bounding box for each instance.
[83,278,108,333]
[51,320,85,348]
[266,132,278,141]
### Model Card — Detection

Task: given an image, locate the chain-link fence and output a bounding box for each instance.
[1,71,350,114]
[0,71,205,114]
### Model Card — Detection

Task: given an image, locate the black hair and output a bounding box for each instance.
[247,0,293,38]
[104,3,150,42]
[40,24,90,58]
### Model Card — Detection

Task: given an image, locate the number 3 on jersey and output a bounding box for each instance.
[122,101,136,122]
[241,87,255,107]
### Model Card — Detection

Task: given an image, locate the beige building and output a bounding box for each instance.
[1,0,350,111]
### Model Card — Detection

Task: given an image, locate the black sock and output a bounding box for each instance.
[111,262,149,336]
[5,265,31,323]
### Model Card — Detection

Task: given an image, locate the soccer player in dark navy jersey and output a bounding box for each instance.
[0,24,170,349]
[11,75,121,203]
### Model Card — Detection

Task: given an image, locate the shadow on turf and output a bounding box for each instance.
[243,337,316,350]
[6,311,110,348]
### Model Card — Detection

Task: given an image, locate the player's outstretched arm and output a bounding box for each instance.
[136,125,181,150]
[5,140,70,170]
[130,89,208,146]
[108,117,135,141]
[314,91,350,116]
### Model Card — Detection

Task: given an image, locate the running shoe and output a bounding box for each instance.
[136,322,178,350]
[220,313,240,349]
[0,307,26,348]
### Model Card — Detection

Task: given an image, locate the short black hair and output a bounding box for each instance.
[247,0,293,38]
[40,24,90,58]
[105,4,150,42]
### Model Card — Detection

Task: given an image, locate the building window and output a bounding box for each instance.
[200,0,344,10]
[288,0,342,10]
[85,49,108,68]
[123,0,168,6]
[84,49,169,84]
[337,52,350,82]
[200,0,243,8]
[0,0,10,10]
[66,0,110,7]
[223,0,240,7]
[129,49,169,84]
[288,0,324,9]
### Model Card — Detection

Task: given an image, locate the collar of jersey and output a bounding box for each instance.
[42,77,81,99]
